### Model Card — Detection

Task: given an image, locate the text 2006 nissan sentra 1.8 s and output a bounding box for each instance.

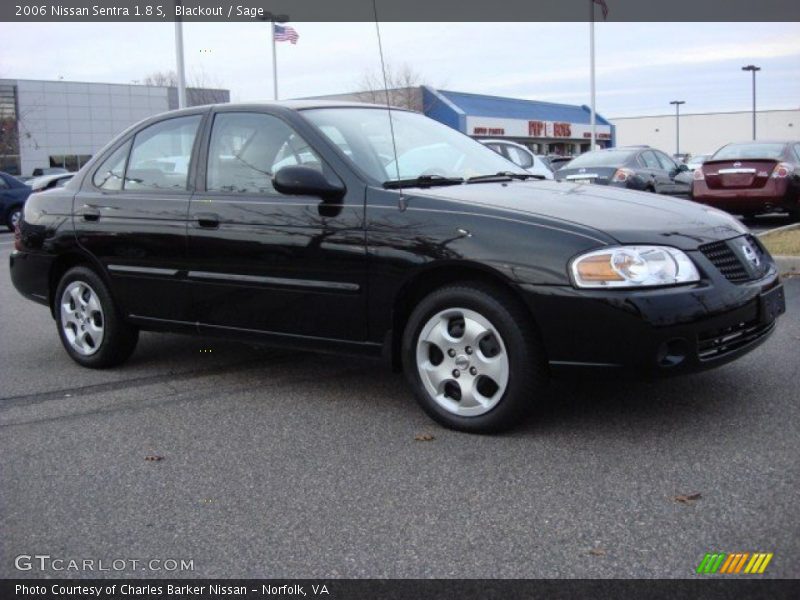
[10,102,786,432]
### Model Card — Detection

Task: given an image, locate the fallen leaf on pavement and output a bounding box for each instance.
[144,455,164,462]
[414,433,435,442]
[674,492,702,503]
[589,548,606,556]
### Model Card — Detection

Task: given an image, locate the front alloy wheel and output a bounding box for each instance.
[403,283,547,433]
[416,308,509,417]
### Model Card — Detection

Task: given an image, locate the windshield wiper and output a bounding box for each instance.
[383,175,464,189]
[467,172,537,183]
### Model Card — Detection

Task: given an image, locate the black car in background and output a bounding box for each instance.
[10,103,784,433]
[0,171,32,231]
[555,146,691,195]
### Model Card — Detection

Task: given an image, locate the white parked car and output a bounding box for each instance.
[478,139,554,180]
[28,172,74,192]
[685,154,711,171]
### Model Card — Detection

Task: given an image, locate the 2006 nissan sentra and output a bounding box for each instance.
[10,102,786,432]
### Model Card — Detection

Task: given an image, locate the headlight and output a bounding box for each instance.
[571,246,700,288]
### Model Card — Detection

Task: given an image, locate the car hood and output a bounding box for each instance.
[416,180,747,250]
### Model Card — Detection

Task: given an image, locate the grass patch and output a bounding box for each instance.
[760,227,800,257]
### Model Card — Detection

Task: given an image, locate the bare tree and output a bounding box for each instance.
[141,68,228,106]
[354,62,426,111]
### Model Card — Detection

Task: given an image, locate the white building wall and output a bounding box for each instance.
[11,79,170,176]
[610,110,800,157]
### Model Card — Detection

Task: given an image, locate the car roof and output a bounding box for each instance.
[175,100,409,114]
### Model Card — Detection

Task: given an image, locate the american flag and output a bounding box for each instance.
[273,24,299,44]
[593,0,609,20]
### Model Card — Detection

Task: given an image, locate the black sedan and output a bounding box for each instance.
[0,171,32,231]
[10,103,784,433]
[556,146,692,195]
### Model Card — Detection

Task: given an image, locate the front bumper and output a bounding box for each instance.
[520,263,782,377]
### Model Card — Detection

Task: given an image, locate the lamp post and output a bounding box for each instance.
[669,100,685,157]
[742,65,761,140]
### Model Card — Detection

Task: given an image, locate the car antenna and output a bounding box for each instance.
[372,0,405,209]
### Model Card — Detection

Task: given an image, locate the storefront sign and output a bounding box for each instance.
[467,116,611,140]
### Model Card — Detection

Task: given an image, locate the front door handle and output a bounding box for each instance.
[78,205,100,221]
[195,212,220,229]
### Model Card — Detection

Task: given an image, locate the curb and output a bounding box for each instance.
[756,222,800,238]
[774,256,800,277]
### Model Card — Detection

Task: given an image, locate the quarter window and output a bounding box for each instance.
[207,112,323,195]
[93,141,130,191]
[126,115,201,191]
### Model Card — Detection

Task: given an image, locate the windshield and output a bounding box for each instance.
[302,108,526,183]
[712,143,786,160]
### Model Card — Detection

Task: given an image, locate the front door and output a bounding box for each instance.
[186,110,367,341]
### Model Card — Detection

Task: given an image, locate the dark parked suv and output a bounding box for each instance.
[0,171,32,231]
[10,103,785,432]
[555,146,692,195]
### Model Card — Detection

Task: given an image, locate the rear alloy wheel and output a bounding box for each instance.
[6,206,21,232]
[55,267,139,368]
[402,284,547,433]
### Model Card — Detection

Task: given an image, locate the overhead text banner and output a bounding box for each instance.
[2,0,799,22]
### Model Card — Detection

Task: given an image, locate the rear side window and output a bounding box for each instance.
[126,115,201,191]
[93,141,130,191]
[640,151,661,169]
[505,145,534,169]
[206,112,322,195]
[0,177,8,190]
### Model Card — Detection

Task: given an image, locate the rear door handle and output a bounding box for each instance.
[195,212,220,229]
[79,205,100,221]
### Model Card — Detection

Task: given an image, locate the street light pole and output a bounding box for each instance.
[669,100,685,157]
[742,65,761,140]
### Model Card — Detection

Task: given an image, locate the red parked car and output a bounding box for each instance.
[692,141,800,220]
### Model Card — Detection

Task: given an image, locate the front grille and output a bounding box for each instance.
[699,235,767,283]
[697,319,774,361]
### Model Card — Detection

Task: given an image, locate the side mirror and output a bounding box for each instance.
[272,166,345,202]
[677,163,689,172]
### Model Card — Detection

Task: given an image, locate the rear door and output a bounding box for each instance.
[639,151,669,192]
[186,109,368,341]
[75,112,205,323]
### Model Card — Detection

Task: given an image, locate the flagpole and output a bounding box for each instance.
[590,0,596,151]
[174,1,187,109]
[271,22,278,100]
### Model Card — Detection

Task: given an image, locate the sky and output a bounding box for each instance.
[0,21,798,118]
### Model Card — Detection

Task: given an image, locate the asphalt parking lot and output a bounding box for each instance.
[1,231,798,579]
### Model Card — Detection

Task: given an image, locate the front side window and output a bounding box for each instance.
[126,115,201,191]
[206,112,323,195]
[302,108,526,183]
[655,152,677,171]
[93,141,130,191]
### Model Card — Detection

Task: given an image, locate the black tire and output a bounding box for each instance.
[54,266,139,368]
[6,205,22,232]
[401,282,548,433]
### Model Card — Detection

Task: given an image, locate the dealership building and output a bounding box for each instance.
[0,78,229,177]
[610,109,800,157]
